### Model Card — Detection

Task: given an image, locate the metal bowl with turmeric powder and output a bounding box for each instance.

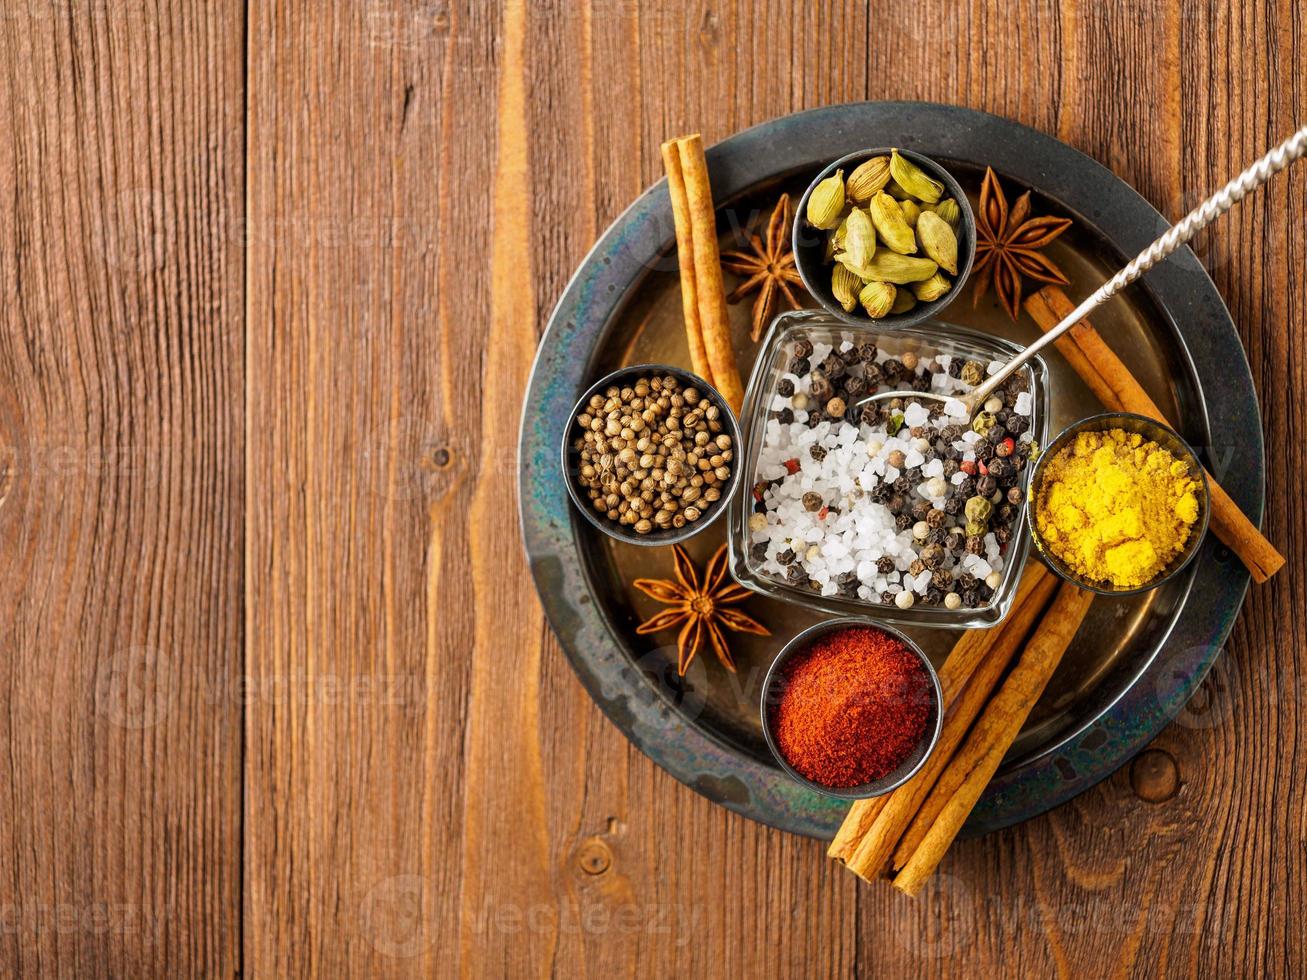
[1027,413,1210,595]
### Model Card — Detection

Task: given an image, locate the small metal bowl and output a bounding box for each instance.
[760,617,943,800]
[792,148,977,329]
[1026,412,1211,596]
[561,363,743,547]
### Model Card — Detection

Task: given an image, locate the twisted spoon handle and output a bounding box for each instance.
[970,124,1307,409]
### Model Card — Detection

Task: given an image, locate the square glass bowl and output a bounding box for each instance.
[727,310,1050,628]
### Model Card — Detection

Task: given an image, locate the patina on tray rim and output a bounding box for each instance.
[518,101,1262,839]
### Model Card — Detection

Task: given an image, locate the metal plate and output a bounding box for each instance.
[518,102,1262,838]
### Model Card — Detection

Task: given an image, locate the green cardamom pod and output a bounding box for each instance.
[859,281,896,318]
[930,197,961,229]
[867,193,917,255]
[911,271,952,302]
[890,149,944,204]
[858,251,937,284]
[846,156,891,203]
[843,208,876,267]
[916,210,958,275]
[890,287,916,315]
[899,199,921,228]
[831,264,861,313]
[806,170,846,229]
[884,180,912,201]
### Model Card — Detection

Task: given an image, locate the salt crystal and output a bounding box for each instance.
[951,471,968,485]
[987,360,1004,376]
[936,354,953,369]
[1015,391,1033,416]
[904,403,929,428]
[904,449,925,469]
[945,398,968,418]
[924,459,944,478]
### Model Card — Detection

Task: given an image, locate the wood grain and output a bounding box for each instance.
[0,1,244,976]
[0,0,1303,976]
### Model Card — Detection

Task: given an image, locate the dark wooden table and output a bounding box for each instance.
[1,1,1303,976]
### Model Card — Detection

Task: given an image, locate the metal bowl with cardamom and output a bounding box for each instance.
[560,363,744,546]
[793,148,976,329]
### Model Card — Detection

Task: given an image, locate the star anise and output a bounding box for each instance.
[972,167,1072,320]
[633,543,769,675]
[720,193,806,341]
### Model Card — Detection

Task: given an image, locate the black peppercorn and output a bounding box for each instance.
[995,525,1013,545]
[975,441,995,462]
[789,356,810,375]
[750,541,768,562]
[887,494,906,513]
[957,476,976,497]
[908,558,927,576]
[777,378,795,397]
[943,458,960,478]
[957,571,978,590]
[912,375,931,392]
[881,358,903,380]
[987,458,1013,480]
[1007,416,1029,436]
[844,375,868,398]
[876,556,895,574]
[911,499,932,520]
[802,491,823,512]
[977,475,998,497]
[947,359,962,378]
[987,424,1007,444]
[786,563,808,584]
[966,535,985,555]
[809,444,827,463]
[858,342,878,363]
[792,338,813,358]
[943,494,963,515]
[920,544,945,570]
[819,354,846,379]
[892,476,911,494]
[926,587,944,605]
[777,547,796,565]
[1007,486,1024,505]
[806,409,825,428]
[880,590,896,605]
[840,345,862,365]
[863,363,883,387]
[940,424,962,443]
[895,513,913,532]
[777,408,794,425]
[926,507,947,528]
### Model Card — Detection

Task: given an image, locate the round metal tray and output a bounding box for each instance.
[519,102,1262,838]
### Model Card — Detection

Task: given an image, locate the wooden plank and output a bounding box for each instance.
[0,1,244,976]
[243,0,495,973]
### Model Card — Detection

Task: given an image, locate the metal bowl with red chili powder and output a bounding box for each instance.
[761,619,942,799]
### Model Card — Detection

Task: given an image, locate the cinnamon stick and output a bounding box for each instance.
[1024,285,1284,583]
[828,563,1053,869]
[891,582,1095,897]
[841,568,1059,882]
[660,140,714,384]
[666,135,745,411]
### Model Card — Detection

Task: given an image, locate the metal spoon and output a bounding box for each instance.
[854,124,1307,421]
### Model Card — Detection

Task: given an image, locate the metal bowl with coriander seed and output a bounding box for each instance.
[793,148,977,329]
[561,363,744,546]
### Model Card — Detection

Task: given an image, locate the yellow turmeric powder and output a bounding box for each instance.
[1033,428,1201,588]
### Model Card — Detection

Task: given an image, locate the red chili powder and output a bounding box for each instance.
[770,626,933,788]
